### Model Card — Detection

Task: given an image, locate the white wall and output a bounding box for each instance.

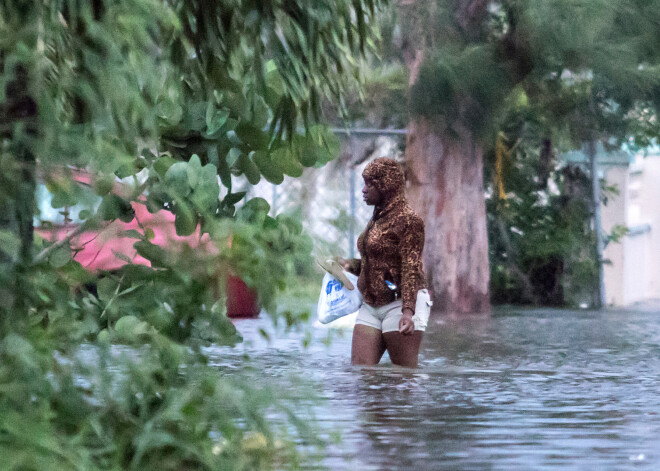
[601,166,627,305]
[639,153,660,300]
[602,153,660,306]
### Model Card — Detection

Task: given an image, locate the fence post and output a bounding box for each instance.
[588,139,606,308]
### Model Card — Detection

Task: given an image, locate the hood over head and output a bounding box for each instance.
[362,158,405,204]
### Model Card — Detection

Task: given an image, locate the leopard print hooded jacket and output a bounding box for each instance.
[346,158,426,313]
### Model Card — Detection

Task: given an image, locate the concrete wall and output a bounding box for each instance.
[639,153,660,300]
[602,153,660,306]
[601,165,627,305]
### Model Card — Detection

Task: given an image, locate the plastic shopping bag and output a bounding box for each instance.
[412,289,433,330]
[317,272,362,324]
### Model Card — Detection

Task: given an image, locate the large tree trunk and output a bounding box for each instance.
[5,64,38,266]
[400,0,492,315]
[405,118,490,314]
[1,56,38,320]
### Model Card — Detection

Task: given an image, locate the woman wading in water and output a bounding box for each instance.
[340,158,430,368]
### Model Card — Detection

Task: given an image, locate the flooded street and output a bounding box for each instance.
[205,305,660,470]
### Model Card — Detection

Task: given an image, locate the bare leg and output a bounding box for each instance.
[352,325,386,365]
[383,331,423,368]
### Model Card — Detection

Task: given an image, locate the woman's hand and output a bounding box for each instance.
[334,257,351,272]
[399,308,415,335]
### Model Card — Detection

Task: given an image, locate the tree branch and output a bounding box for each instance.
[34,219,109,265]
[496,215,537,304]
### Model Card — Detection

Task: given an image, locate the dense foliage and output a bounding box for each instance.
[0,0,384,468]
[393,0,660,307]
[405,0,660,141]
[485,126,598,306]
[478,0,660,306]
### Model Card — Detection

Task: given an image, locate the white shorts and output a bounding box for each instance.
[355,289,432,333]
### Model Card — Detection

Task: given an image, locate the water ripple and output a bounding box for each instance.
[204,307,660,470]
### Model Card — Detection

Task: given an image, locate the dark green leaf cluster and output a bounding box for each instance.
[486,109,601,307]
[0,321,314,470]
[0,0,386,468]
[407,0,660,142]
[410,44,511,134]
[0,0,380,327]
[0,230,318,468]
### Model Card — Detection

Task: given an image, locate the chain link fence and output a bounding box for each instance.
[242,133,405,259]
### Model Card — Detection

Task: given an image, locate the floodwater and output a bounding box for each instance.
[204,304,660,470]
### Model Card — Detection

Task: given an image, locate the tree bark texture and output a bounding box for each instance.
[4,64,38,265]
[399,0,492,314]
[405,118,490,314]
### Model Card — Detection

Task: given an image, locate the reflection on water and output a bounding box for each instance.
[204,306,660,470]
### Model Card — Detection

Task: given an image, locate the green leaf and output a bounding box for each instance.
[191,187,219,214]
[49,180,80,208]
[146,189,168,213]
[223,191,247,206]
[94,175,115,196]
[122,229,144,240]
[164,162,191,198]
[258,328,270,341]
[187,154,202,188]
[157,98,183,125]
[207,144,220,167]
[2,334,36,367]
[134,241,168,268]
[114,315,152,339]
[238,152,261,184]
[238,197,271,224]
[117,282,145,297]
[112,250,133,264]
[253,151,284,184]
[214,145,232,188]
[200,162,218,184]
[226,130,242,146]
[99,194,135,222]
[154,156,177,178]
[209,63,242,93]
[265,60,285,98]
[225,90,249,119]
[319,128,341,163]
[206,107,229,135]
[235,122,270,150]
[271,146,303,177]
[141,148,158,162]
[174,201,197,236]
[0,230,20,261]
[49,245,72,268]
[97,277,117,303]
[191,163,220,212]
[97,329,110,343]
[133,430,178,464]
[293,135,318,167]
[226,148,242,167]
[252,96,270,130]
[187,101,208,132]
[60,259,92,285]
[115,160,139,179]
